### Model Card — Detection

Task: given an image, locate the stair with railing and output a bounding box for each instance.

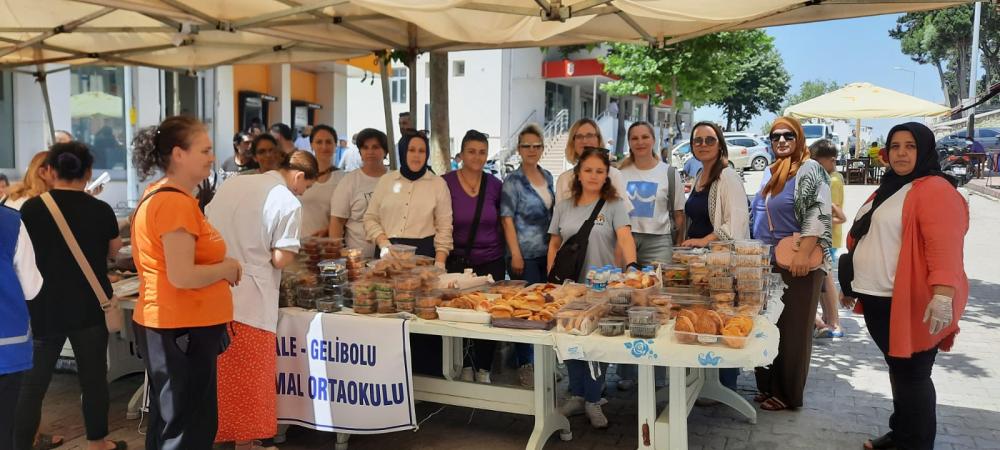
[539,109,571,176]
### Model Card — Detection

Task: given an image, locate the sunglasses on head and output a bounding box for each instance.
[582,146,610,154]
[691,136,718,147]
[769,132,797,142]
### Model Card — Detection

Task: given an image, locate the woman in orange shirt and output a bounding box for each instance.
[841,122,968,450]
[130,116,243,450]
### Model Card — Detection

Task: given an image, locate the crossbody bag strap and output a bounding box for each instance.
[462,175,488,260]
[128,186,185,238]
[40,192,111,309]
[576,198,606,240]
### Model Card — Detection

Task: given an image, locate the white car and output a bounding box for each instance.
[724,133,773,171]
[669,140,750,171]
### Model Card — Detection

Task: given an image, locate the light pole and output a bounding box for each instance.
[893,67,916,95]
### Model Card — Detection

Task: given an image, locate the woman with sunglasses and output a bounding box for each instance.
[500,124,555,387]
[549,147,637,429]
[555,119,631,211]
[751,117,833,411]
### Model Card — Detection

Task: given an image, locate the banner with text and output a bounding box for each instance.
[275,308,416,434]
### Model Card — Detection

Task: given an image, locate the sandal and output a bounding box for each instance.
[760,397,791,411]
[864,432,895,449]
[32,434,64,450]
[753,393,771,403]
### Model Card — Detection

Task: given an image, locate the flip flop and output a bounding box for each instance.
[814,327,834,339]
[760,397,791,411]
[33,434,64,450]
[753,393,771,403]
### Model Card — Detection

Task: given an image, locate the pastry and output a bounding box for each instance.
[695,314,719,335]
[513,309,532,319]
[676,309,699,325]
[489,304,513,319]
[674,316,697,343]
[704,310,725,332]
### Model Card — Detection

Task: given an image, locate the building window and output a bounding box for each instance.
[453,60,466,77]
[391,68,408,104]
[70,67,127,170]
[0,72,13,169]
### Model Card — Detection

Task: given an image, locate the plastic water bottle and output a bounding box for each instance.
[610,268,623,285]
[585,265,597,288]
[594,267,608,291]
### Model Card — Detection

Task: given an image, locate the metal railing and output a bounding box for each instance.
[543,108,570,149]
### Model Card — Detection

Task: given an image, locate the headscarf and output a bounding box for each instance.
[399,133,430,181]
[762,116,810,198]
[848,122,957,242]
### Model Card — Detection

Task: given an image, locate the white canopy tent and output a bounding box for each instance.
[785,82,951,155]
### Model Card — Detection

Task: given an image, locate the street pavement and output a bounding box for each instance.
[44,170,1000,449]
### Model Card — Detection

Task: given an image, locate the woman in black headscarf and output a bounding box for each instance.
[840,122,968,450]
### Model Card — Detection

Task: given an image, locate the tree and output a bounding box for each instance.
[600,31,766,144]
[782,79,840,111]
[713,32,790,131]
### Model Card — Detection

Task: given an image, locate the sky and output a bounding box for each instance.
[693,13,976,140]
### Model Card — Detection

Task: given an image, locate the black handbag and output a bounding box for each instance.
[837,251,857,298]
[547,199,605,284]
[446,174,488,273]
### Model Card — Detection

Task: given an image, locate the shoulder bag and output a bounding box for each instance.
[41,192,123,333]
[766,196,823,271]
[446,174,488,272]
[548,198,606,284]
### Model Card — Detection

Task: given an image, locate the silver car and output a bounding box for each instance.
[724,133,773,171]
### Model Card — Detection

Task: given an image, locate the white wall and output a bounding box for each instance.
[12,70,71,173]
[501,48,546,151]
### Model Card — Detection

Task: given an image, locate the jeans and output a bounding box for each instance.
[14,325,109,449]
[0,371,23,450]
[861,295,938,450]
[508,255,547,366]
[633,232,674,266]
[567,360,607,403]
[134,322,227,450]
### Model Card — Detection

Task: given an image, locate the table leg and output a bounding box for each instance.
[525,344,571,450]
[637,364,656,449]
[273,424,290,444]
[668,366,688,450]
[699,368,756,424]
[335,432,350,450]
[126,375,146,420]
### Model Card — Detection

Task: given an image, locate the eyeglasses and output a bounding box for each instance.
[519,143,543,150]
[769,132,797,142]
[691,136,718,147]
[574,132,599,141]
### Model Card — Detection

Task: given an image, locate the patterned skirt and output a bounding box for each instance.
[215,322,277,443]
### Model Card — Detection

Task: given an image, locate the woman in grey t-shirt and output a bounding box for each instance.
[547,147,637,429]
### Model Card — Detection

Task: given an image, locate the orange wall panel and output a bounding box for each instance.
[232,65,271,132]
[291,69,317,103]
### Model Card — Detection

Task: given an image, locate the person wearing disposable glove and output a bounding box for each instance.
[840,122,968,450]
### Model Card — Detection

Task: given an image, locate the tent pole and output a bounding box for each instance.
[855,119,861,158]
[378,52,397,170]
[33,53,56,144]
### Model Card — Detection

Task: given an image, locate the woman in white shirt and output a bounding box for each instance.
[299,125,346,237]
[555,118,631,212]
[205,150,318,450]
[363,133,453,266]
[329,128,388,258]
[0,151,52,210]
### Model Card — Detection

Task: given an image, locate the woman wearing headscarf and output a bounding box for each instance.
[364,133,452,377]
[840,123,968,450]
[750,116,832,411]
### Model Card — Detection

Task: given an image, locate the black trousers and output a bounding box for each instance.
[133,322,228,450]
[0,371,23,450]
[389,236,444,377]
[860,295,938,450]
[14,324,109,448]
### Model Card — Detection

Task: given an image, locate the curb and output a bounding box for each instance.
[965,180,1000,202]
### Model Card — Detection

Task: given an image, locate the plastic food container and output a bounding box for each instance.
[672,248,707,264]
[350,280,375,299]
[705,251,733,266]
[628,306,660,325]
[316,297,341,313]
[489,280,529,298]
[734,239,765,255]
[734,266,766,281]
[738,289,766,306]
[436,307,491,324]
[709,241,734,253]
[392,275,420,291]
[295,296,315,309]
[353,304,376,314]
[707,265,731,278]
[415,307,438,320]
[598,318,626,336]
[629,322,660,338]
[416,291,443,308]
[352,296,376,307]
[377,298,396,314]
[709,276,734,291]
[733,253,763,267]
[737,277,766,291]
[394,299,415,312]
[555,301,608,335]
[661,264,690,286]
[413,255,436,266]
[607,286,632,306]
[388,244,417,260]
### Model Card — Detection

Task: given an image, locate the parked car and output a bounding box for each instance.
[724,132,773,171]
[936,127,1000,152]
[668,140,750,171]
[802,123,837,149]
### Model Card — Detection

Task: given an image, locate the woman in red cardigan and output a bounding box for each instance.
[841,122,968,450]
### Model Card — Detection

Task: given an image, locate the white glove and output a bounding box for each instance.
[379,246,390,259]
[922,294,953,335]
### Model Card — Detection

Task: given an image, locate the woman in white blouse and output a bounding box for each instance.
[364,132,452,267]
[299,125,346,237]
[205,150,318,449]
[329,128,388,258]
